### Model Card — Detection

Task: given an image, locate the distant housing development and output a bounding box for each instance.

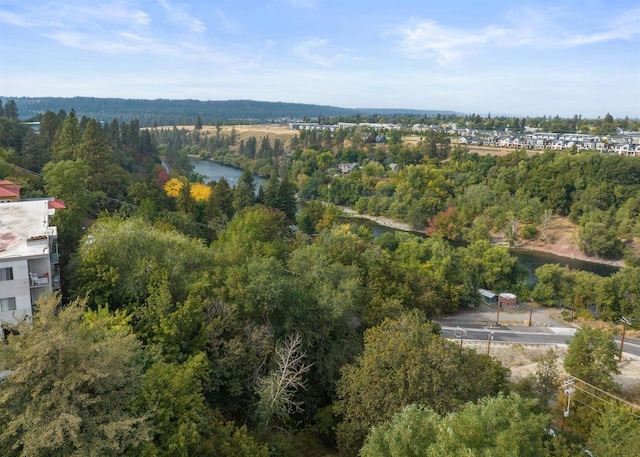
[0,181,64,327]
[289,121,640,156]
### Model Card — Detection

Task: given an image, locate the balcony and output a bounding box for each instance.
[29,272,49,287]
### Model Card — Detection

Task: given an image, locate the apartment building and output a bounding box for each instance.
[0,197,63,326]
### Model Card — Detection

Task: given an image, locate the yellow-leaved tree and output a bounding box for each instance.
[190,182,211,202]
[163,177,184,197]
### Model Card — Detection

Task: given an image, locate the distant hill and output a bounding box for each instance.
[3,96,461,126]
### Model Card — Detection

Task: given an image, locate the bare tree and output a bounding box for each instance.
[256,332,312,428]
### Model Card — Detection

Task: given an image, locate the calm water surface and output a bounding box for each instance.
[190,158,266,190]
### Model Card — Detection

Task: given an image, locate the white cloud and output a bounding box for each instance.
[391,21,509,64]
[291,38,354,67]
[0,1,254,64]
[157,0,206,34]
[391,6,640,64]
[292,38,332,66]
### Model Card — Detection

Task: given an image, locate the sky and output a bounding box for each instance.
[0,0,639,118]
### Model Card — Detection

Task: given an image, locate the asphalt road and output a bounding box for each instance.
[437,322,640,359]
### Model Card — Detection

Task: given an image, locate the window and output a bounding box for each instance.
[0,297,16,312]
[0,267,13,281]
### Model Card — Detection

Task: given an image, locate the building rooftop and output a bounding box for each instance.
[0,200,57,260]
[0,180,21,199]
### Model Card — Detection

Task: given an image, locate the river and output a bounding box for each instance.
[190,158,620,281]
[191,158,266,191]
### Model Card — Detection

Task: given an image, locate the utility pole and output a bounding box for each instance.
[496,304,500,326]
[485,328,494,355]
[455,326,467,348]
[528,301,534,327]
[619,316,631,362]
[561,379,575,432]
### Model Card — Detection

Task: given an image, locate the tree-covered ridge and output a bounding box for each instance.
[3,96,459,126]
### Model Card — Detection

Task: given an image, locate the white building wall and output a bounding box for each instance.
[0,259,32,323]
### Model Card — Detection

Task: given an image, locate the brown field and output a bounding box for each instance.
[155,124,297,145]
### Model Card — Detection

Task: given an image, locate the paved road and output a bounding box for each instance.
[437,322,640,359]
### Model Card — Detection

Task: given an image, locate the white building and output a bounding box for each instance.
[0,199,63,326]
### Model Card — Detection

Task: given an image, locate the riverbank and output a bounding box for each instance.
[339,207,420,233]
[339,207,624,268]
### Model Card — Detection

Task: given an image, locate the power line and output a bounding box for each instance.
[566,375,640,419]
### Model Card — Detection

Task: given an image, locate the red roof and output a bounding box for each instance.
[0,180,21,198]
[48,198,66,209]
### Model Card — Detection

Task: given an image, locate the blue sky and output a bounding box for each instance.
[0,0,638,117]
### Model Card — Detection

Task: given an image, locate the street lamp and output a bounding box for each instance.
[618,316,631,362]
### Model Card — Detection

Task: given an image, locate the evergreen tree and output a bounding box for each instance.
[22,128,47,172]
[51,110,81,161]
[38,110,63,153]
[3,100,18,120]
[233,169,256,213]
[77,119,113,170]
[207,177,234,222]
[263,173,280,208]
[258,135,272,159]
[245,136,257,159]
[277,175,297,221]
[194,115,203,130]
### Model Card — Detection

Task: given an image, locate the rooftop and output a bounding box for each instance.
[0,200,57,259]
[0,181,21,199]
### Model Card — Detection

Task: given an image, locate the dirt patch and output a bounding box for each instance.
[493,215,624,267]
[464,341,640,403]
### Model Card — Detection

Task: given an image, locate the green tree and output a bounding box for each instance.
[43,159,95,268]
[51,110,81,161]
[361,394,549,457]
[564,327,620,390]
[136,353,209,457]
[233,169,256,212]
[589,406,640,457]
[71,217,215,308]
[533,348,560,407]
[38,110,63,153]
[579,221,624,259]
[335,311,509,456]
[3,99,18,120]
[532,264,565,306]
[0,295,150,457]
[206,177,234,223]
[194,115,203,130]
[276,176,297,221]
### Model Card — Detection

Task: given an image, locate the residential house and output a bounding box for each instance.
[338,163,358,174]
